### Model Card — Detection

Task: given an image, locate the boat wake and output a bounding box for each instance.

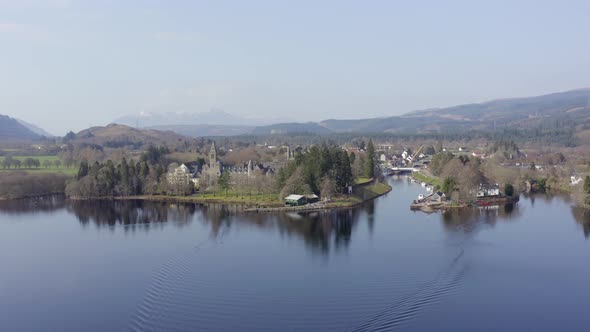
[128,232,467,332]
[127,228,229,332]
[344,248,467,332]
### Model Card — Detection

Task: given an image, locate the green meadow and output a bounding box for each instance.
[0,156,77,175]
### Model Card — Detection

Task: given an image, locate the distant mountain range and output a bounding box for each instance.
[318,89,590,134]
[254,89,590,135]
[114,108,287,128]
[112,89,590,136]
[0,115,41,141]
[16,119,54,137]
[147,124,255,137]
[2,88,589,142]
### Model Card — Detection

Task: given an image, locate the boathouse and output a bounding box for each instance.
[285,194,307,206]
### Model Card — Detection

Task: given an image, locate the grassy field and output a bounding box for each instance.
[131,191,281,206]
[0,156,77,175]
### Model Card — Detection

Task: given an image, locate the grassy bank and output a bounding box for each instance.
[113,181,392,212]
[120,191,282,207]
[412,171,441,187]
[328,181,392,207]
[354,177,373,185]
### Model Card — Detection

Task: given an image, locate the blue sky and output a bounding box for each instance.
[1,0,590,134]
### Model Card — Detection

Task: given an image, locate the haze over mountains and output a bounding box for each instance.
[113,109,291,137]
[108,88,590,137]
[114,109,263,127]
[0,115,41,141]
[315,88,590,134]
[16,119,54,137]
[2,88,590,141]
[166,88,590,136]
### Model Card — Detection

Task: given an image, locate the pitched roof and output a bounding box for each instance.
[285,194,305,200]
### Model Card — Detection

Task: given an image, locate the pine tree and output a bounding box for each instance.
[442,176,457,195]
[218,172,231,195]
[77,160,89,180]
[584,176,590,194]
[120,158,129,196]
[364,139,375,178]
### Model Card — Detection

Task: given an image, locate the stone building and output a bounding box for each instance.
[201,142,222,187]
[167,163,199,191]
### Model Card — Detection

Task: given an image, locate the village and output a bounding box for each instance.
[160,137,588,212]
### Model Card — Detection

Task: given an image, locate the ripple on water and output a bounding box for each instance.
[129,244,467,332]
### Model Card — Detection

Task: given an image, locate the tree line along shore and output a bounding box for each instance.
[1,137,588,211]
[1,140,391,211]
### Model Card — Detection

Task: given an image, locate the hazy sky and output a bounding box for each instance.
[2,0,590,135]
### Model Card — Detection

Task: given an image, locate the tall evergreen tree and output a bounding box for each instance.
[584,176,590,194]
[77,160,89,180]
[120,158,129,195]
[364,139,375,178]
[442,176,457,195]
[218,172,231,195]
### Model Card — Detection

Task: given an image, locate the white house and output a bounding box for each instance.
[477,184,500,197]
[571,176,583,185]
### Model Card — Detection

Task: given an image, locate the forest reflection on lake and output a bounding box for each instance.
[0,195,377,254]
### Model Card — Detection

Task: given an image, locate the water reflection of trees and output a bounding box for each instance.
[275,208,360,253]
[571,206,590,238]
[440,203,522,233]
[67,200,197,230]
[0,195,66,214]
[193,201,370,254]
[0,196,371,253]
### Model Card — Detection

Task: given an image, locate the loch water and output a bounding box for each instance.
[1,177,590,331]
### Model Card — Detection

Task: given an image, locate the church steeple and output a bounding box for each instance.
[209,142,217,168]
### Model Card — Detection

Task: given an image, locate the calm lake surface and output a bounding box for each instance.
[2,177,590,331]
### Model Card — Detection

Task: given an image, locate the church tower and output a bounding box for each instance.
[209,142,217,168]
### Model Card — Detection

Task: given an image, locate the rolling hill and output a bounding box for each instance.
[0,114,41,140]
[319,89,590,133]
[148,124,255,137]
[16,119,54,137]
[251,122,332,135]
[71,123,195,148]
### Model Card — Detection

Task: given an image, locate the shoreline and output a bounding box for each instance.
[0,192,65,201]
[60,181,393,213]
[244,182,392,213]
